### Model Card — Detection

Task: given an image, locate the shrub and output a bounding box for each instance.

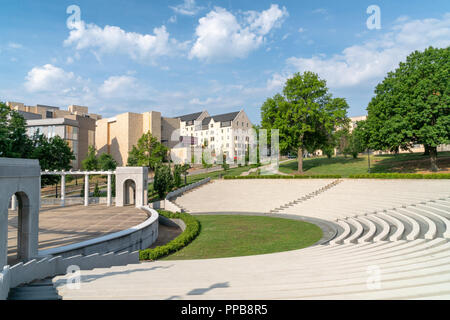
[93,181,101,197]
[224,174,342,179]
[348,173,450,179]
[139,210,201,261]
[153,165,174,199]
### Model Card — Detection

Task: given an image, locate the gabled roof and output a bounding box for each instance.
[211,111,240,123]
[176,111,204,122]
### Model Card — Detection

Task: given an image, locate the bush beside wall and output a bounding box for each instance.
[224,174,342,179]
[348,173,450,179]
[139,210,200,261]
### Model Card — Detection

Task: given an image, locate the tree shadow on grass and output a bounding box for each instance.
[370,153,450,173]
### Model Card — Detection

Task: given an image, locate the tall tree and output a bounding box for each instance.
[0,102,34,158]
[127,131,168,170]
[261,72,349,173]
[365,46,449,171]
[31,134,75,195]
[82,145,98,171]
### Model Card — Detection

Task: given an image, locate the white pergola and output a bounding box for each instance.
[39,170,116,207]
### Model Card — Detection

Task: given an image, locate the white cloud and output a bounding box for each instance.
[189,5,288,61]
[298,27,305,33]
[285,14,450,88]
[64,20,185,64]
[99,75,144,98]
[8,42,23,49]
[170,0,203,16]
[24,64,87,93]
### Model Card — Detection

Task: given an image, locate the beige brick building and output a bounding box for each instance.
[7,102,99,169]
[95,111,180,166]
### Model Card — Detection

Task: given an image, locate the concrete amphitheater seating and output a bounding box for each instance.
[53,179,450,300]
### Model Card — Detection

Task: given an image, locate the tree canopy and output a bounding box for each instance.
[364,46,449,171]
[261,71,349,172]
[0,102,34,158]
[127,131,168,170]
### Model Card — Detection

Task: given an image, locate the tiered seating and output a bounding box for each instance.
[52,179,450,300]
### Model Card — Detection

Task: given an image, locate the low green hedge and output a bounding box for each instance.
[224,174,342,179]
[348,173,450,179]
[139,210,201,261]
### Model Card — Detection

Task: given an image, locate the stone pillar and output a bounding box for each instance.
[61,174,66,207]
[84,174,89,206]
[11,194,17,210]
[107,173,112,207]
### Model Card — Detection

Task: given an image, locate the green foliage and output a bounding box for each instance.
[153,164,174,199]
[98,152,117,171]
[224,174,342,179]
[32,135,75,186]
[349,173,450,179]
[173,164,183,188]
[81,145,98,171]
[261,72,349,172]
[93,182,101,197]
[127,131,168,170]
[139,210,200,261]
[0,102,34,158]
[365,47,450,171]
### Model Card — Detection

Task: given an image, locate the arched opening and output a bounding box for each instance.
[7,191,31,265]
[123,179,136,206]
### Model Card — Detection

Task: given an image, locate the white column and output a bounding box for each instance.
[11,194,17,210]
[84,174,89,206]
[107,173,112,206]
[61,174,66,207]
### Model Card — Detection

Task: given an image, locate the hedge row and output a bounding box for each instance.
[139,210,200,261]
[348,173,450,179]
[224,174,342,179]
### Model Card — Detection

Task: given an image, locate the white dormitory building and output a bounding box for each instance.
[172,110,254,164]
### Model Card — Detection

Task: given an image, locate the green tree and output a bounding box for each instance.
[173,164,183,188]
[82,145,98,171]
[93,182,101,197]
[98,153,118,171]
[153,164,174,199]
[127,131,168,170]
[0,102,34,158]
[365,46,450,171]
[261,72,349,173]
[31,134,75,196]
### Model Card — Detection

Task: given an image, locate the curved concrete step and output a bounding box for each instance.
[343,218,364,244]
[389,210,421,241]
[367,214,390,242]
[329,220,351,245]
[382,211,405,241]
[357,216,377,243]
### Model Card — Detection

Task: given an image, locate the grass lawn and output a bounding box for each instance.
[163,215,322,260]
[186,165,254,184]
[279,152,450,177]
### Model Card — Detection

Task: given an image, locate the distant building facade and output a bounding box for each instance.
[7,102,99,169]
[95,111,180,166]
[173,110,254,163]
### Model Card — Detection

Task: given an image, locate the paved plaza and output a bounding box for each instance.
[7,204,148,265]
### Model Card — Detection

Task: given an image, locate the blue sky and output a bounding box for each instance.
[1,0,449,124]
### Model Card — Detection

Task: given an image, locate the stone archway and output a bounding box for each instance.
[115,167,148,207]
[0,158,40,269]
[123,179,136,206]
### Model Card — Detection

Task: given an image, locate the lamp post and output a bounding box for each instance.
[367,149,371,173]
